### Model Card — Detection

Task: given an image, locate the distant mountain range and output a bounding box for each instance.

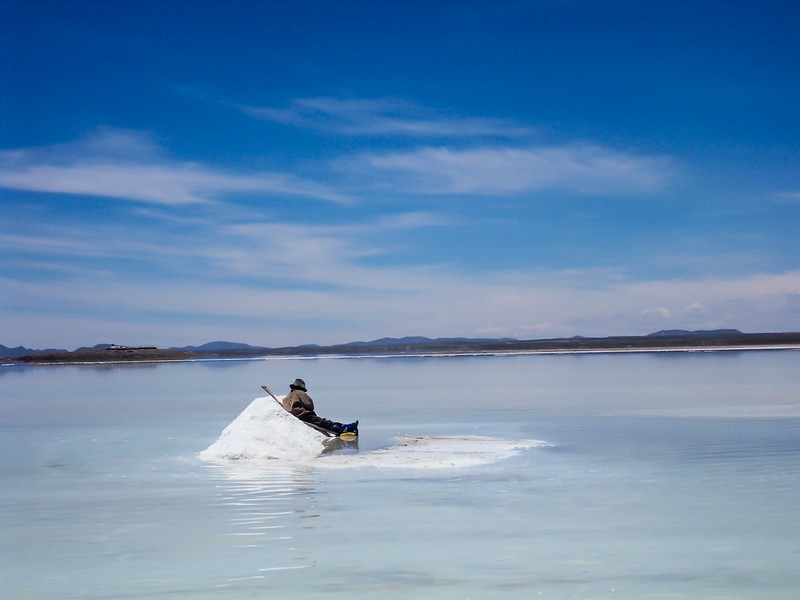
[2,329,793,360]
[646,329,742,337]
[0,344,69,358]
[171,341,269,352]
[175,336,518,351]
[338,336,518,347]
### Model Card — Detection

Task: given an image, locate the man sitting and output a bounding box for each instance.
[282,378,358,436]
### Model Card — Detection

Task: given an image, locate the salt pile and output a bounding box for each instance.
[199,396,327,462]
[200,395,546,469]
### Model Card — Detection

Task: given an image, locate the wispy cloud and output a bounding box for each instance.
[241,97,532,138]
[346,144,674,196]
[5,248,799,348]
[0,209,450,291]
[776,191,800,203]
[5,184,798,347]
[216,216,457,290]
[0,128,349,205]
[374,211,452,229]
[237,96,674,199]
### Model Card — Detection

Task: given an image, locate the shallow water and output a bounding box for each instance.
[1,350,799,598]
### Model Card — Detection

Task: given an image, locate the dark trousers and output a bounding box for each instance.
[300,412,343,434]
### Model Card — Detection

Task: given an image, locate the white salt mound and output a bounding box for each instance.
[199,396,547,469]
[199,396,326,462]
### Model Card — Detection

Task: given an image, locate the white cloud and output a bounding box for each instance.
[683,302,712,318]
[238,96,675,198]
[4,213,799,347]
[0,210,447,292]
[640,307,673,319]
[348,144,673,197]
[0,128,349,205]
[374,211,452,229]
[242,97,532,138]
[776,190,800,203]
[564,272,800,336]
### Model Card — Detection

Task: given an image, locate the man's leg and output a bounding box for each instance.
[300,412,344,435]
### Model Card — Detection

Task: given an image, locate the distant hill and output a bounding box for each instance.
[0,344,68,357]
[171,341,269,352]
[647,329,743,337]
[344,336,518,347]
[76,343,115,351]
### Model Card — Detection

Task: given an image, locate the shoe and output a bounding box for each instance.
[341,421,359,435]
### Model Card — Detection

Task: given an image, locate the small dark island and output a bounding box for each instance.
[11,345,197,364]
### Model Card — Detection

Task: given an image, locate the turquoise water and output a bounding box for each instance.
[1,350,799,598]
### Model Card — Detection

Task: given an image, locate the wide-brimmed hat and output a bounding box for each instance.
[290,378,307,391]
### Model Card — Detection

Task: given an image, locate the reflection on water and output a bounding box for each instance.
[203,462,321,584]
[321,436,360,455]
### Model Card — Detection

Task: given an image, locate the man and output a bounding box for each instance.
[282,378,358,436]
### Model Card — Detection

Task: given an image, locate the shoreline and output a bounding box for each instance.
[4,340,799,367]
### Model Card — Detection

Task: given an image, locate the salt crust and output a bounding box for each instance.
[317,435,544,469]
[199,396,545,469]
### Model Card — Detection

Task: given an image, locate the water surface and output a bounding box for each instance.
[1,350,798,598]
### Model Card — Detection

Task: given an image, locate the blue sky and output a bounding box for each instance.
[2,0,799,349]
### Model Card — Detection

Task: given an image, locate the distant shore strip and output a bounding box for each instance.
[5,332,800,365]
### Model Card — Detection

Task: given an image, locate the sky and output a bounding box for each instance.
[2,0,799,350]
